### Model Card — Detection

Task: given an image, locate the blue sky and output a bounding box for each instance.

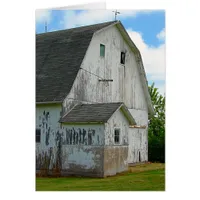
[121,12,165,47]
[36,9,165,95]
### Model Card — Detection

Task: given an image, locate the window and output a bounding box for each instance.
[120,52,125,64]
[114,128,120,144]
[36,129,41,143]
[100,44,105,57]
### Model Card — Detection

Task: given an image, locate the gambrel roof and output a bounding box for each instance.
[36,21,116,103]
[59,102,136,125]
[36,20,154,115]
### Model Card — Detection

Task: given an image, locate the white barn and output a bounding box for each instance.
[36,20,154,177]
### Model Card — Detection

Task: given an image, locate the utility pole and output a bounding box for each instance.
[112,10,120,21]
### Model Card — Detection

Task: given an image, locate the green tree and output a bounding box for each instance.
[148,83,165,163]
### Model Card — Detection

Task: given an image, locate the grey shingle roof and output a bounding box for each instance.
[59,102,136,125]
[36,21,116,102]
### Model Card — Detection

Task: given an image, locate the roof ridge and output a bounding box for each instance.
[80,102,124,105]
[36,20,117,36]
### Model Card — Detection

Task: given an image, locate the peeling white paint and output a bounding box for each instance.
[67,147,95,169]
[63,25,148,111]
[61,25,149,164]
[105,108,129,146]
[128,108,148,163]
[36,24,150,177]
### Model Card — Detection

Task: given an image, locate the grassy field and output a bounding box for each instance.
[36,163,165,191]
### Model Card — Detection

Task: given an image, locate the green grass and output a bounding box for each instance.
[36,163,165,191]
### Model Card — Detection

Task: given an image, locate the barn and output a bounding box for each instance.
[36,20,154,177]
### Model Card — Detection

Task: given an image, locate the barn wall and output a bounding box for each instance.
[104,146,128,177]
[36,104,63,174]
[60,124,104,177]
[36,104,62,155]
[105,108,129,145]
[104,109,129,176]
[36,106,105,177]
[128,109,148,163]
[63,24,148,111]
[61,25,149,163]
[61,124,105,146]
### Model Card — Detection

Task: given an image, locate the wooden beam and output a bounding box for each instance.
[129,125,146,129]
[99,79,113,82]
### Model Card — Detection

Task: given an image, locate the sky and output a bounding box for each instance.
[36,9,165,95]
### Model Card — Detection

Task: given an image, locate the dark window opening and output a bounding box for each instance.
[100,44,105,57]
[114,129,120,144]
[121,52,125,64]
[36,129,41,143]
[139,152,141,162]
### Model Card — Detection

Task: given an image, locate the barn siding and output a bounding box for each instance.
[104,146,128,177]
[36,104,63,175]
[36,24,150,177]
[105,108,129,146]
[62,25,149,163]
[104,109,129,176]
[36,104,62,156]
[36,105,105,177]
[128,109,148,163]
[60,124,105,177]
[36,104,131,177]
[63,25,148,111]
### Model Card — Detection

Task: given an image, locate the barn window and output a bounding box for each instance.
[120,52,125,64]
[100,44,105,57]
[36,129,41,143]
[114,128,120,144]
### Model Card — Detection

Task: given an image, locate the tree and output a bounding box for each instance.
[148,83,165,163]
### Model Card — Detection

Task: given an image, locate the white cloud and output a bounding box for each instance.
[157,28,165,41]
[63,10,153,29]
[126,29,165,93]
[35,9,52,23]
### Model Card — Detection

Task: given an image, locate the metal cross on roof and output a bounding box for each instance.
[112,10,120,21]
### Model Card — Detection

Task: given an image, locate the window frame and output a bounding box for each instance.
[100,43,105,57]
[114,128,120,145]
[36,129,41,143]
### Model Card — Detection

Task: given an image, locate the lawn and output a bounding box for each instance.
[36,163,165,191]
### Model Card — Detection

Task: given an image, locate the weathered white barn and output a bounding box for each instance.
[36,20,154,177]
